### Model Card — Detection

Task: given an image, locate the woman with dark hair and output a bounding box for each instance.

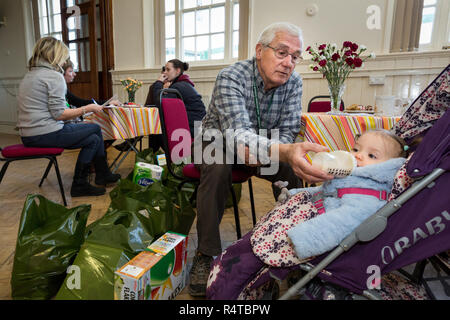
[144,59,206,152]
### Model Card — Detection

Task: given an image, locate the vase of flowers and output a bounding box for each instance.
[120,77,143,104]
[307,41,375,112]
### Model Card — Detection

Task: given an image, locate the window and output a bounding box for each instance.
[163,0,241,63]
[419,0,437,45]
[418,0,450,50]
[32,0,96,72]
[36,0,63,40]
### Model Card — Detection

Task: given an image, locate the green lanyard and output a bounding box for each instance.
[252,62,274,131]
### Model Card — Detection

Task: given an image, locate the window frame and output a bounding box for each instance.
[156,0,246,67]
[32,0,64,41]
[419,0,450,51]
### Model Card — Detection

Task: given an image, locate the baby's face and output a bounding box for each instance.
[351,132,398,167]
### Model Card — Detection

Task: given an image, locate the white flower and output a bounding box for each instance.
[207,263,222,289]
[370,52,376,58]
[360,45,367,50]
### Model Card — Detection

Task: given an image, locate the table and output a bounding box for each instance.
[86,106,161,140]
[85,106,162,172]
[297,112,401,153]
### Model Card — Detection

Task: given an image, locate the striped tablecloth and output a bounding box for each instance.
[297,112,401,152]
[85,107,161,140]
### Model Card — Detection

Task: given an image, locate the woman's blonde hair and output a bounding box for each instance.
[28,37,69,72]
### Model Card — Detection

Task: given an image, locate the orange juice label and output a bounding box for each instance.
[116,251,162,279]
[146,232,186,255]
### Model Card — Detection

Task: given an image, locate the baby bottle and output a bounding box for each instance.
[311,151,357,178]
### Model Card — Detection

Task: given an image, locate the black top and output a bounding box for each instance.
[147,74,206,136]
[66,90,106,108]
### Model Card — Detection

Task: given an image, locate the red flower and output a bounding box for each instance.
[345,57,354,66]
[313,66,319,71]
[306,46,311,51]
[345,50,353,56]
[319,59,327,67]
[332,53,340,61]
[343,41,352,48]
[318,44,326,50]
[351,43,359,51]
[354,57,363,67]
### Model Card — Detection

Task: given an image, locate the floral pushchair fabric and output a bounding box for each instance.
[392,64,449,142]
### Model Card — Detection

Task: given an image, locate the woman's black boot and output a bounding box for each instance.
[70,161,106,197]
[93,155,121,185]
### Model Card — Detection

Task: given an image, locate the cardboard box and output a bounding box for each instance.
[114,232,188,300]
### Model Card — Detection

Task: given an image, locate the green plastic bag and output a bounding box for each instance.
[54,209,154,300]
[54,241,133,300]
[108,177,196,238]
[135,148,242,208]
[10,194,90,300]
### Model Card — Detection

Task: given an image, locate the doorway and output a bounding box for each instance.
[31,0,114,101]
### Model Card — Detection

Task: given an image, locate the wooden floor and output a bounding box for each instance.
[0,133,277,300]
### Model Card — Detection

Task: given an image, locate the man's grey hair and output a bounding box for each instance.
[257,22,304,52]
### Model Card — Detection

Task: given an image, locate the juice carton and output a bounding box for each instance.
[114,231,188,300]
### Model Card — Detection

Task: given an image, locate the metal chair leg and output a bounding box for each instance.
[0,161,11,184]
[230,185,242,239]
[248,178,257,226]
[39,158,53,187]
[52,157,67,206]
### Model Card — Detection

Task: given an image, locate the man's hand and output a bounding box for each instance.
[274,142,334,183]
[237,145,261,167]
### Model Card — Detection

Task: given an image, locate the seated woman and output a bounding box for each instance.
[17,37,120,197]
[144,59,206,152]
[63,59,121,111]
[62,59,118,148]
[206,129,412,299]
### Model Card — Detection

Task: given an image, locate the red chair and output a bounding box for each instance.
[0,144,67,206]
[307,95,345,112]
[157,88,256,239]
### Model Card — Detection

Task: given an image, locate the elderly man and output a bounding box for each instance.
[189,22,332,296]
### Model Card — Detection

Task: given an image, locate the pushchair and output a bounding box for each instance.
[206,65,450,300]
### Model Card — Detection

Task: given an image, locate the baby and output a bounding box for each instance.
[284,129,409,259]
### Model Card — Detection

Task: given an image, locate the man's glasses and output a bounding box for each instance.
[265,45,303,64]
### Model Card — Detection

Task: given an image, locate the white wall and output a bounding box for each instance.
[0,0,30,134]
[249,0,390,56]
[112,0,145,70]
